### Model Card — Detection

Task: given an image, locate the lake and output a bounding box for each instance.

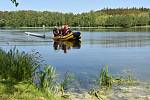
[0,28,150,90]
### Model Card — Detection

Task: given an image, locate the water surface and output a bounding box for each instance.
[0,29,150,90]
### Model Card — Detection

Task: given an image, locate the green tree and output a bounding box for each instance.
[0,8,150,28]
[0,19,5,27]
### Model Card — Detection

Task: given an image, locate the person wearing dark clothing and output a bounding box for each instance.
[53,26,59,37]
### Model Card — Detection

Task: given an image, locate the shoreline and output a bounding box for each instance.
[0,80,150,100]
[0,26,150,29]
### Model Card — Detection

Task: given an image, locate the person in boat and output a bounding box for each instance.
[53,26,59,37]
[67,27,72,33]
[58,26,64,36]
[62,25,71,36]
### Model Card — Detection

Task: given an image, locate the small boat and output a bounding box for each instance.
[52,32,81,41]
[25,32,46,38]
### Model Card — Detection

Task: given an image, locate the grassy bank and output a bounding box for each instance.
[0,80,61,100]
[0,48,65,100]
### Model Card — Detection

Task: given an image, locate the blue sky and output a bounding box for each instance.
[0,0,149,13]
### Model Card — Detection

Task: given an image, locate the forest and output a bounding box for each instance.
[0,8,150,28]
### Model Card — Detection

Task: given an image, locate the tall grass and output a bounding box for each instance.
[0,47,41,82]
[37,65,58,93]
[98,65,113,88]
[37,65,74,96]
[0,48,64,100]
[89,65,113,99]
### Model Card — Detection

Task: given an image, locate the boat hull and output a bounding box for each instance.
[52,32,81,41]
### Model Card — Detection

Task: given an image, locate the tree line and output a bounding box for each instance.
[0,8,150,28]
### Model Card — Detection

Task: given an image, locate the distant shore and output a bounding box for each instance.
[0,25,150,29]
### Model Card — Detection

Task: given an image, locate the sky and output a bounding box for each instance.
[0,0,149,13]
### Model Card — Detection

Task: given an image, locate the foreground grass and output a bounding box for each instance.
[0,80,63,100]
[0,48,70,100]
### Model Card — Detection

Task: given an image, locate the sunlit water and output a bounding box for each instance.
[0,29,150,90]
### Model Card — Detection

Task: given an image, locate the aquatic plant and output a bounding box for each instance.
[37,65,74,97]
[0,47,41,82]
[98,65,113,88]
[114,70,138,85]
[37,65,58,93]
[88,65,113,99]
[89,65,140,100]
[60,72,74,95]
[147,84,150,91]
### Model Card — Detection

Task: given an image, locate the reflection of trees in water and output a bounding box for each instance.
[53,40,81,53]
[88,35,150,48]
[101,40,145,48]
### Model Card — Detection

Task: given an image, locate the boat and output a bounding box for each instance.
[25,32,46,38]
[52,32,81,41]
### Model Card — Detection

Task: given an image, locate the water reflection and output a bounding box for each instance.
[53,40,81,53]
[83,32,150,47]
[97,39,149,48]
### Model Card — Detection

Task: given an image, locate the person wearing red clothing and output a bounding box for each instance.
[62,25,68,36]
[53,25,71,36]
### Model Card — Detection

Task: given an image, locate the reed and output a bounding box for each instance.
[37,65,74,96]
[0,48,62,100]
[0,47,41,82]
[98,65,113,88]
[37,65,58,93]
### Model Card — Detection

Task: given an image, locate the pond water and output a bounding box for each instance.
[0,29,150,90]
